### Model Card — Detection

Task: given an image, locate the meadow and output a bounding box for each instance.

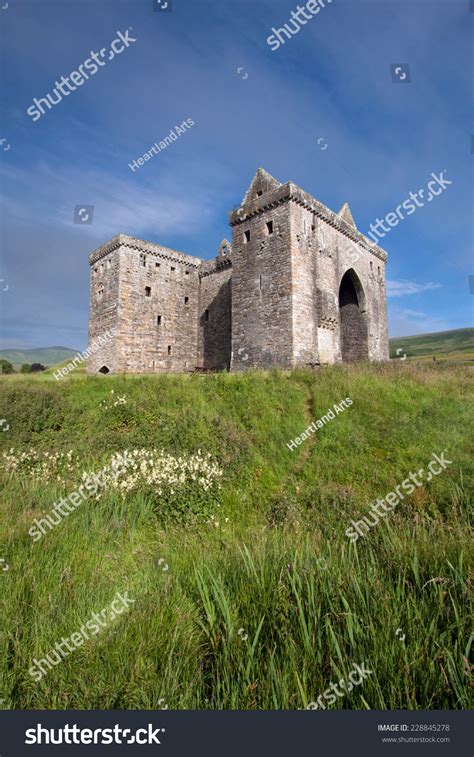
[0,362,472,710]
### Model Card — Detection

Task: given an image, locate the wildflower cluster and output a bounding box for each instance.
[1,448,80,484]
[2,446,223,524]
[100,389,127,409]
[105,448,222,498]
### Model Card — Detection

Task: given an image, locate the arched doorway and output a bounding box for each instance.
[98,365,110,374]
[338,270,368,362]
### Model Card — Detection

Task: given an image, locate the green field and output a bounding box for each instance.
[0,363,472,710]
[389,328,474,362]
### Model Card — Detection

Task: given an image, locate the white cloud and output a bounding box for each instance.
[388,306,449,338]
[0,161,214,244]
[386,279,442,297]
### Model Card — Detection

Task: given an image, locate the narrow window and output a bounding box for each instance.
[370,261,373,272]
[157,315,162,325]
[140,253,146,267]
[204,309,209,322]
[185,270,190,275]
[244,230,250,244]
[266,220,273,236]
[155,262,160,268]
[97,284,104,299]
[94,267,98,274]
[171,266,176,273]
[145,286,151,297]
[256,190,263,197]
[378,266,380,277]
[167,345,172,355]
[259,274,263,290]
[184,296,189,305]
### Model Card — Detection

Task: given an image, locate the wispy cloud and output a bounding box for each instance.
[1,162,214,243]
[387,307,448,338]
[386,279,442,297]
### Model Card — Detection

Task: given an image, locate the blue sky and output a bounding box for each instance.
[0,0,472,350]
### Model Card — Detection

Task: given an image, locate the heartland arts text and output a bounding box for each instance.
[286,397,353,450]
[53,329,115,380]
[128,119,195,172]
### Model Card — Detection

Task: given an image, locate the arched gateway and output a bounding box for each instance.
[339,269,368,362]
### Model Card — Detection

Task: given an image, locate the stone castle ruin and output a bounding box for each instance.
[88,168,389,373]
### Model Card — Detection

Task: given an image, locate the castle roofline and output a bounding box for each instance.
[88,233,204,268]
[229,177,388,262]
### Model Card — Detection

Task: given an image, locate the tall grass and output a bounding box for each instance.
[0,363,472,709]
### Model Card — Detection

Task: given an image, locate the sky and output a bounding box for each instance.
[0,0,472,350]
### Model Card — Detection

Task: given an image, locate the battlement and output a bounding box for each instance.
[89,234,203,268]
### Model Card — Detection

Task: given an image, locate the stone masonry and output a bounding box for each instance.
[87,168,389,373]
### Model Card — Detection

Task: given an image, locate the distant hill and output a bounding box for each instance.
[389,328,474,360]
[1,329,472,372]
[0,346,79,369]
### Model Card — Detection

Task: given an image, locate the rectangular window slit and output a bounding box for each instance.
[266,221,273,235]
[244,230,250,243]
[145,286,151,297]
[157,315,162,325]
[204,309,209,322]
[167,345,172,355]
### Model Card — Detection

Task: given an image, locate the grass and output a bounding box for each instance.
[0,362,472,710]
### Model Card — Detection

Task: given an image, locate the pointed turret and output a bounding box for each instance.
[241,167,282,205]
[218,238,232,258]
[338,202,357,228]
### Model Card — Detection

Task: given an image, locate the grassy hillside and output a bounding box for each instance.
[389,328,474,360]
[0,364,472,710]
[0,346,78,370]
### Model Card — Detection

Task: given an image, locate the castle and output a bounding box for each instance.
[87,168,389,373]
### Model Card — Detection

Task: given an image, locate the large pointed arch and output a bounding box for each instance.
[338,269,368,362]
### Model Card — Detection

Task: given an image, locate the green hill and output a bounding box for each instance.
[389,327,473,360]
[0,363,471,710]
[0,346,79,370]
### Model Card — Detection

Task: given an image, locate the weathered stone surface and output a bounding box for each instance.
[87,169,389,373]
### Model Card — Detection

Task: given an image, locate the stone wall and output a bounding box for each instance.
[229,176,294,370]
[87,237,120,373]
[198,257,232,370]
[88,235,202,373]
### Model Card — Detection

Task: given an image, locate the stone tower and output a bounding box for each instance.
[87,168,389,374]
[229,168,388,369]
